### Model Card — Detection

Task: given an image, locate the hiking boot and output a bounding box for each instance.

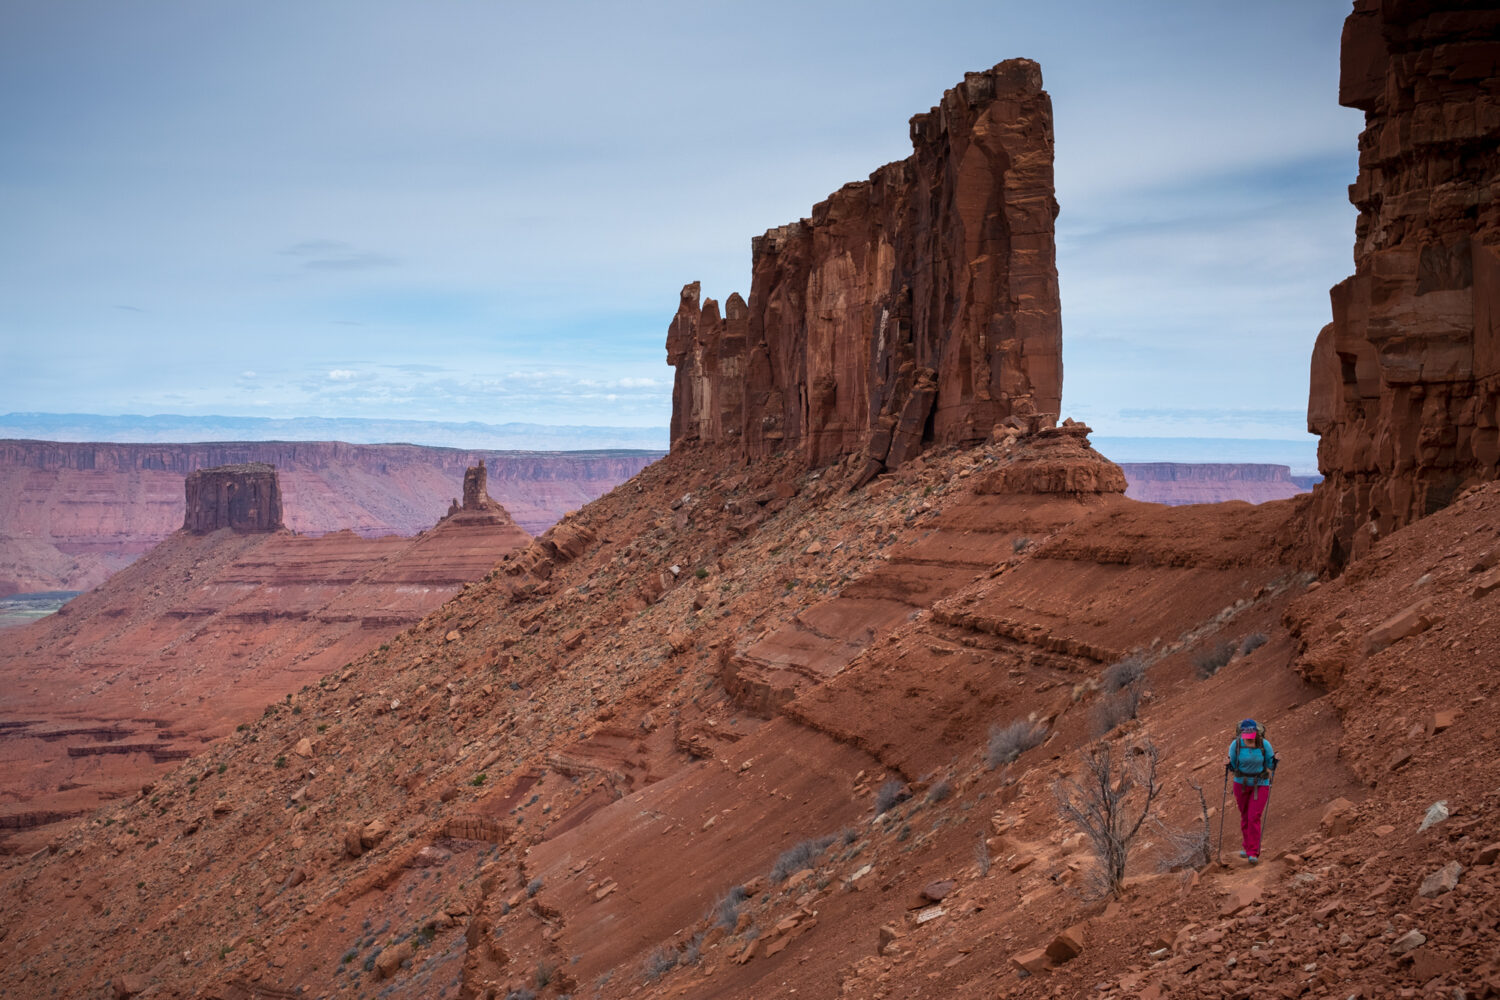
[1239,851,1248,858]
[1247,855,1259,865]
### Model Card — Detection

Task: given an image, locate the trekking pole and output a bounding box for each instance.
[1216,767,1228,864]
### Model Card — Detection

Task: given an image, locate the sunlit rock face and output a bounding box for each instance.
[669,59,1062,478]
[1308,0,1500,569]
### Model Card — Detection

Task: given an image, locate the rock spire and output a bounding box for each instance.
[668,59,1062,478]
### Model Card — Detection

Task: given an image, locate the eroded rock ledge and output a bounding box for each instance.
[668,59,1062,478]
[1308,0,1500,568]
[182,463,283,534]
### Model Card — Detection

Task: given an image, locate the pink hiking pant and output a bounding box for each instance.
[1233,782,1270,857]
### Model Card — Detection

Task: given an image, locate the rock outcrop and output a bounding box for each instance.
[1307,0,1500,568]
[182,463,283,533]
[669,59,1062,475]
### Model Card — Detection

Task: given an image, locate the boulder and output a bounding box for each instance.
[1362,601,1438,656]
[360,818,389,850]
[1418,860,1462,897]
[1320,798,1358,838]
[375,940,415,979]
[1044,923,1087,963]
[1010,948,1050,975]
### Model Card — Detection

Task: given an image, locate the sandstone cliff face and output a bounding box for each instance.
[182,463,284,533]
[1308,0,1500,567]
[669,59,1061,476]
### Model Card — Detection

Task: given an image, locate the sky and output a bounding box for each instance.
[0,1,1362,446]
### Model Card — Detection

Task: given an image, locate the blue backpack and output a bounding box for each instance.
[1230,723,1275,779]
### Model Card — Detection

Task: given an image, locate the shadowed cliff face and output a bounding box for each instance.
[182,463,283,533]
[668,59,1061,477]
[1307,0,1500,569]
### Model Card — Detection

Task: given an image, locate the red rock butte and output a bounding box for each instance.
[181,462,284,533]
[668,58,1061,482]
[1307,0,1500,568]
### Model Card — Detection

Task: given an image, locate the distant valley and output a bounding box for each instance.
[0,439,661,596]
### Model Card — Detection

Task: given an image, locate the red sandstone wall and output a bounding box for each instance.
[1308,0,1500,567]
[669,59,1061,475]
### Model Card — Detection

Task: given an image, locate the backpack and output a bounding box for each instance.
[1230,723,1273,778]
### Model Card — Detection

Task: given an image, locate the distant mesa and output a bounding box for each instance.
[668,58,1062,482]
[182,462,284,534]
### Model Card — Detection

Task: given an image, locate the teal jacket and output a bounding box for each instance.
[1227,738,1275,787]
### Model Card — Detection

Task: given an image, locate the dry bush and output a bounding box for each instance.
[770,834,836,882]
[1100,653,1147,693]
[1090,683,1143,738]
[1154,781,1213,872]
[986,719,1048,768]
[1239,632,1269,655]
[711,886,748,930]
[1193,640,1237,678]
[874,779,907,815]
[641,946,678,982]
[1054,740,1163,897]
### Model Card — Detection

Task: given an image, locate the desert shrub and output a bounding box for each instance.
[986,719,1048,768]
[874,780,908,815]
[1192,640,1237,679]
[526,877,543,897]
[974,836,992,877]
[925,780,953,804]
[504,989,536,1000]
[534,961,555,988]
[641,946,678,982]
[1100,653,1147,693]
[770,834,836,882]
[1011,536,1033,554]
[1055,740,1162,897]
[711,886,748,929]
[1239,632,1269,656]
[1090,684,1142,738]
[694,567,709,579]
[1155,781,1213,872]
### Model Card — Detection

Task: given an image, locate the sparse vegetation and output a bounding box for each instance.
[1192,640,1237,679]
[925,779,953,804]
[641,945,678,981]
[1011,535,1033,554]
[1155,781,1213,872]
[974,836,992,876]
[770,834,836,882]
[471,773,487,787]
[986,718,1048,768]
[1091,683,1143,737]
[711,886,748,929]
[533,961,555,988]
[526,877,543,897]
[874,779,908,815]
[273,756,287,769]
[694,567,708,579]
[1100,653,1147,693]
[1054,740,1163,898]
[1239,632,1269,656]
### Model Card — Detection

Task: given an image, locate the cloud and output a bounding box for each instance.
[114,304,145,313]
[279,240,399,271]
[328,369,357,381]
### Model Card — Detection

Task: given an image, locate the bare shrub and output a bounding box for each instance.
[874,779,907,815]
[770,834,836,882]
[711,886,748,929]
[974,836,991,877]
[1192,640,1237,679]
[1239,632,1269,656]
[1100,653,1147,693]
[1154,781,1213,872]
[1011,536,1033,554]
[641,946,678,982]
[1090,684,1142,738]
[925,779,953,804]
[1054,740,1163,898]
[986,719,1048,768]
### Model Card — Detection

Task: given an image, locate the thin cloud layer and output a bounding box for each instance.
[0,1,1359,440]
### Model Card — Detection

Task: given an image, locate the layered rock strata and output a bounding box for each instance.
[1308,0,1500,567]
[182,463,283,533]
[669,59,1062,477]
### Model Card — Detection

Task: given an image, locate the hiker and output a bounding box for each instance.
[1226,718,1276,863]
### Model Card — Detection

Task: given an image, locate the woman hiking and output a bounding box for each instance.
[1226,718,1276,863]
